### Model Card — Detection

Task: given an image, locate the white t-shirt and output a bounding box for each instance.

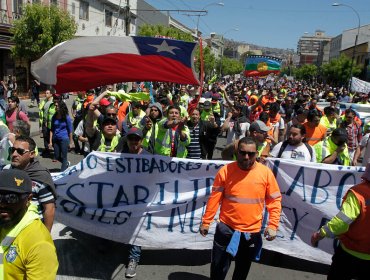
[270,141,316,162]
[226,121,250,145]
[360,133,370,166]
[74,120,90,153]
[272,117,285,131]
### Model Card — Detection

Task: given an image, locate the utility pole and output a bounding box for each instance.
[123,0,131,36]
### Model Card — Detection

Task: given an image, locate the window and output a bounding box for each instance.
[50,0,58,6]
[105,10,113,27]
[72,3,75,15]
[79,1,89,20]
[13,0,23,15]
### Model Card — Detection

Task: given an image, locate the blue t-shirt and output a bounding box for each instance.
[51,115,73,140]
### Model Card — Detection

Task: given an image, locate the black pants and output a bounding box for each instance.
[210,222,262,280]
[42,125,50,151]
[328,244,369,280]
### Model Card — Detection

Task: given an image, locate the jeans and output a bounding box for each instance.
[128,245,141,263]
[210,222,262,280]
[53,138,69,171]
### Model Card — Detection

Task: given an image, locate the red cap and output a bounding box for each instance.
[99,98,110,106]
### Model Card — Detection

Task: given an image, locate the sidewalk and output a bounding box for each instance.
[24,94,76,137]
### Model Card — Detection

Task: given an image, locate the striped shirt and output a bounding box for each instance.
[344,122,362,151]
[187,124,202,159]
[31,180,56,219]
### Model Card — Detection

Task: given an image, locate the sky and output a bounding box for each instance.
[144,0,370,50]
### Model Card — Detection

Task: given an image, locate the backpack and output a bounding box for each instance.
[277,140,313,159]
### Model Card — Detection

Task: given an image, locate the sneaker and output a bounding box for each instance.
[125,259,138,278]
[67,161,71,168]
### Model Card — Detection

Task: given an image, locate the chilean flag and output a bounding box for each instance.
[31,36,200,93]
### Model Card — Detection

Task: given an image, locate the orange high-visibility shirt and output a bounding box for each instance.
[202,161,282,232]
[304,123,327,146]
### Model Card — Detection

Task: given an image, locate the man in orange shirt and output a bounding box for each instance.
[304,109,327,146]
[200,137,282,280]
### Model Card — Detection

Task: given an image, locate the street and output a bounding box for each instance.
[25,96,329,280]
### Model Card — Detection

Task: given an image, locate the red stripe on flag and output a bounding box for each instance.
[244,70,280,77]
[55,53,199,93]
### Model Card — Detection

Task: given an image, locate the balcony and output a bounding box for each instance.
[0,9,22,25]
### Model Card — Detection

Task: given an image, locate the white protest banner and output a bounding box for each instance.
[53,153,364,264]
[53,152,226,249]
[351,77,370,93]
[265,158,364,264]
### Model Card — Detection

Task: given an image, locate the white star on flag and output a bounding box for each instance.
[149,40,180,55]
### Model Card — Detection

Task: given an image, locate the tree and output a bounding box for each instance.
[280,66,295,77]
[195,46,216,80]
[11,4,77,91]
[138,24,194,42]
[294,64,318,82]
[11,4,77,63]
[217,56,244,76]
[321,54,362,86]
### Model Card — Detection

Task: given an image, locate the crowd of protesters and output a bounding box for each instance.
[2,75,370,278]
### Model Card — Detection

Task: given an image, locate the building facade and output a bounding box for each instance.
[297,30,332,66]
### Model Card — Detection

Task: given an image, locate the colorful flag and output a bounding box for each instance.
[31,36,200,93]
[244,55,281,77]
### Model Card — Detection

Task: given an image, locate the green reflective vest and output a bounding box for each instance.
[314,137,351,166]
[39,99,55,129]
[320,115,337,134]
[201,110,213,121]
[154,118,190,158]
[97,134,120,152]
[212,102,221,114]
[126,110,146,128]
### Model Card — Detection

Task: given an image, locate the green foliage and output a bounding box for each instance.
[11,4,77,62]
[320,54,362,86]
[217,57,244,76]
[138,24,194,42]
[294,64,318,81]
[280,66,295,77]
[195,46,216,80]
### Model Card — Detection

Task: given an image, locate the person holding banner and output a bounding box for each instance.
[200,137,282,280]
[115,127,150,278]
[311,163,370,279]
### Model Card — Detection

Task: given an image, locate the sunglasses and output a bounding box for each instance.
[9,147,31,155]
[238,150,257,157]
[0,193,29,204]
[106,113,117,117]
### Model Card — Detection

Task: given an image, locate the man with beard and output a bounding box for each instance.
[200,137,281,280]
[270,124,315,162]
[0,169,58,279]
